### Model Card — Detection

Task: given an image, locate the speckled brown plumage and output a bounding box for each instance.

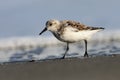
[61,20,104,30]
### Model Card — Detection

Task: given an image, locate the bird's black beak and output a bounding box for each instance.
[39,27,47,35]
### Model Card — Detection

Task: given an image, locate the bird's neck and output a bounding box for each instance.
[52,32,65,42]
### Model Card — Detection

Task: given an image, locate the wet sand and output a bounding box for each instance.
[0,55,120,80]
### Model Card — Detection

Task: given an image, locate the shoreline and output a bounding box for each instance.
[0,55,120,80]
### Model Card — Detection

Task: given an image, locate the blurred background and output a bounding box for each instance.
[0,0,120,38]
[0,0,120,63]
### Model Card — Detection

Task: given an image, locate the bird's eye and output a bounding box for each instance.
[49,23,52,26]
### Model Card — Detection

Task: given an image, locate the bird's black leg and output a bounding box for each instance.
[62,42,69,59]
[84,40,89,57]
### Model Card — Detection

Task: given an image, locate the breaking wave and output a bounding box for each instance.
[0,31,120,63]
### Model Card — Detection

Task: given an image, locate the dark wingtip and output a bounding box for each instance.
[87,26,105,30]
[92,27,105,30]
[100,27,105,30]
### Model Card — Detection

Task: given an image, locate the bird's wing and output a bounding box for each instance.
[61,20,88,30]
[61,20,104,31]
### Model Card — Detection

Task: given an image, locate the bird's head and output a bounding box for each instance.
[39,19,60,35]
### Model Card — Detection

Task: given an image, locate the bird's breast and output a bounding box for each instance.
[52,32,67,42]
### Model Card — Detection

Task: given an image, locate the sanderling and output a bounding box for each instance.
[39,19,104,59]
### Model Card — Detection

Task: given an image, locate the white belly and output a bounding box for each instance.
[60,29,100,42]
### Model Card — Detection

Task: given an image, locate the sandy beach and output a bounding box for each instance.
[0,55,120,80]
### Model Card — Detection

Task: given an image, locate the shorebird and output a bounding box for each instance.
[39,19,104,59]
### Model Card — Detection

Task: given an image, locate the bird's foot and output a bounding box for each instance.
[29,60,35,62]
[61,56,65,59]
[84,53,89,58]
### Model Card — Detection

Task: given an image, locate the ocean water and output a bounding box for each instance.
[0,31,120,63]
